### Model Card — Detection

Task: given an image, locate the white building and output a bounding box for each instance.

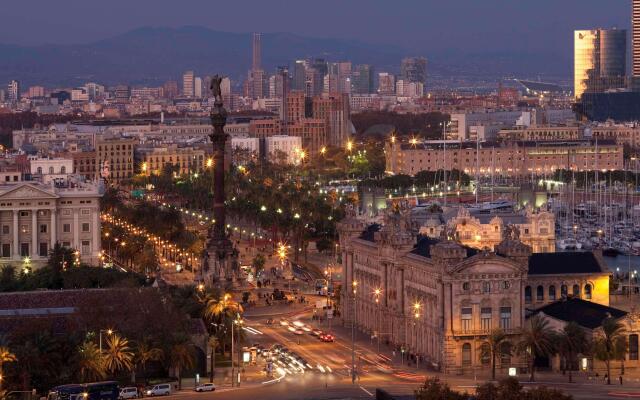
[0,180,103,267]
[71,88,89,102]
[7,80,20,102]
[395,80,424,98]
[265,135,303,165]
[231,137,260,154]
[30,158,74,183]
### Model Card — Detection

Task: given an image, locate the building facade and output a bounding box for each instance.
[0,181,102,267]
[574,29,627,100]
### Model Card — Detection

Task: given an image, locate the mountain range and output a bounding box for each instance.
[0,26,571,88]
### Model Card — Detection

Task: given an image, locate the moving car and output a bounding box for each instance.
[320,333,334,342]
[119,387,139,400]
[145,384,171,397]
[194,383,216,392]
[294,328,304,335]
[311,329,323,336]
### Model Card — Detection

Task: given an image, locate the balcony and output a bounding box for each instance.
[452,328,521,337]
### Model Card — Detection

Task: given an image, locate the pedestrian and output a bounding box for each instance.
[604,373,608,383]
[619,375,623,385]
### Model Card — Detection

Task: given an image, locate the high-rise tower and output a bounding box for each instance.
[252,32,262,71]
[574,29,626,100]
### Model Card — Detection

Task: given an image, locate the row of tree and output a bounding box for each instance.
[415,377,573,400]
[486,315,626,385]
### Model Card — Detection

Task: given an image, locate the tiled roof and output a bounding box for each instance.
[532,297,627,329]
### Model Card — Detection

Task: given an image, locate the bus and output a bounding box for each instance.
[48,382,119,400]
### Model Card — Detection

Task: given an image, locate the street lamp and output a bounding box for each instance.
[99,329,114,353]
[231,314,243,387]
[413,303,421,369]
[374,288,382,353]
[351,280,357,384]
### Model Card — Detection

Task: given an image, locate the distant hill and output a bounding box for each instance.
[0,26,571,88]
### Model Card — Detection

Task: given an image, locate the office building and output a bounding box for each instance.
[7,80,20,102]
[312,93,351,148]
[400,57,427,84]
[163,81,179,99]
[378,72,396,95]
[292,60,308,92]
[252,33,262,71]
[633,0,640,83]
[194,77,203,98]
[574,29,626,100]
[27,86,45,98]
[352,64,374,94]
[183,71,195,98]
[265,135,303,165]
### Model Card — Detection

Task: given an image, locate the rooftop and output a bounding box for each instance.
[532,297,627,329]
[527,252,606,275]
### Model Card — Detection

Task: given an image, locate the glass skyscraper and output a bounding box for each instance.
[574,29,626,100]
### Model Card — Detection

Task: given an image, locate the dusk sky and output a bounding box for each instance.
[1,0,630,56]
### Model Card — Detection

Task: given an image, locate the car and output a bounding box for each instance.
[301,325,311,332]
[311,329,323,336]
[145,384,171,397]
[279,319,289,326]
[194,383,216,392]
[320,334,334,342]
[293,328,304,335]
[119,387,139,399]
[265,318,274,325]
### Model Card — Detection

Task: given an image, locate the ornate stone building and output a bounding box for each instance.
[338,205,612,375]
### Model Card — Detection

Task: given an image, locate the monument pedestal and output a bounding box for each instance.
[203,236,239,287]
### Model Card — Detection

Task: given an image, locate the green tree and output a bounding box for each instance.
[415,377,467,400]
[517,315,557,382]
[557,322,589,383]
[134,339,163,381]
[168,340,195,389]
[251,254,266,276]
[0,346,17,391]
[75,341,106,383]
[593,317,626,384]
[103,333,134,375]
[481,329,510,381]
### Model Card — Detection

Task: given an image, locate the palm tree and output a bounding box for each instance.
[557,322,589,383]
[103,333,134,375]
[208,336,219,383]
[76,342,106,383]
[518,315,557,382]
[481,329,509,381]
[593,317,626,384]
[133,339,164,382]
[169,340,195,390]
[0,346,17,391]
[204,294,243,322]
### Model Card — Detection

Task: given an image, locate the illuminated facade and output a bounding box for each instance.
[574,29,626,100]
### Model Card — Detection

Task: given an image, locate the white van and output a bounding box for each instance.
[119,387,139,399]
[145,384,171,396]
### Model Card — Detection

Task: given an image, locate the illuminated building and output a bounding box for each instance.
[574,29,626,100]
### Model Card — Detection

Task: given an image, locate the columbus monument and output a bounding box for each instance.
[202,75,238,286]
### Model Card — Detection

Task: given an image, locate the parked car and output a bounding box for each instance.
[194,383,216,392]
[119,387,139,400]
[145,384,171,397]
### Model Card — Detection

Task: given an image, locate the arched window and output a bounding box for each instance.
[630,334,639,360]
[500,342,512,366]
[549,285,556,301]
[573,284,580,297]
[60,166,66,174]
[536,285,544,301]
[37,167,42,174]
[462,343,472,366]
[584,284,592,300]
[561,285,568,297]
[480,343,491,365]
[500,306,512,329]
[49,166,54,174]
[525,286,532,303]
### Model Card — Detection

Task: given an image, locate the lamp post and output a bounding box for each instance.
[99,329,113,353]
[413,303,421,370]
[351,280,357,384]
[374,288,381,354]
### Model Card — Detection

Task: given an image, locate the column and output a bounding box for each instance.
[31,210,38,258]
[92,209,99,254]
[73,209,79,249]
[12,210,19,259]
[50,209,57,248]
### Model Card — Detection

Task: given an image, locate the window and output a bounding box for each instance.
[483,282,491,293]
[62,241,71,248]
[573,284,580,297]
[500,307,511,329]
[584,284,592,300]
[81,223,90,232]
[500,342,512,366]
[461,307,473,332]
[20,243,29,257]
[481,307,492,331]
[39,243,48,257]
[462,282,470,291]
[63,223,71,233]
[549,285,556,301]
[60,166,66,174]
[36,167,42,174]
[630,334,639,361]
[525,286,532,303]
[20,211,28,217]
[2,225,8,235]
[81,240,90,255]
[1,244,10,258]
[462,343,472,366]
[501,281,510,290]
[480,343,491,365]
[49,166,54,174]
[561,285,568,297]
[40,224,47,233]
[536,285,544,301]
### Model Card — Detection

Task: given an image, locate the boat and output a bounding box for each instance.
[558,238,582,251]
